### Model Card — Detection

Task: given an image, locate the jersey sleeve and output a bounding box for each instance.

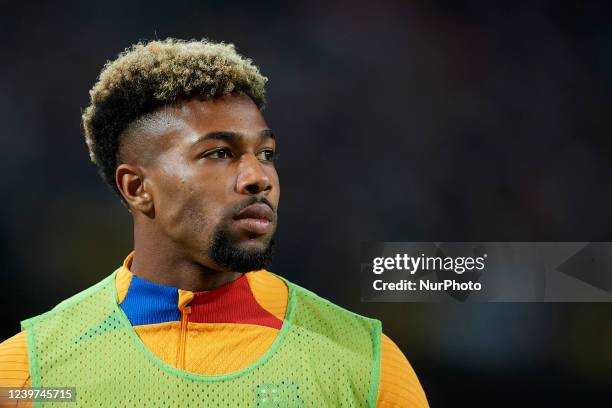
[376,333,429,408]
[0,331,32,408]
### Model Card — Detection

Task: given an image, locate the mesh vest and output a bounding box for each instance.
[21,271,382,407]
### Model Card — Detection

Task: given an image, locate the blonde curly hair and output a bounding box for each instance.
[82,38,268,197]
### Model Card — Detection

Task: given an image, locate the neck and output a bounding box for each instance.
[130,219,243,292]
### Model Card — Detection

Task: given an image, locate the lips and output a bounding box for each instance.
[233,203,274,235]
[234,203,274,221]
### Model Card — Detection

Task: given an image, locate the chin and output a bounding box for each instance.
[237,235,273,252]
[208,228,276,272]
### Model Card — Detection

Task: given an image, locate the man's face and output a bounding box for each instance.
[128,94,279,272]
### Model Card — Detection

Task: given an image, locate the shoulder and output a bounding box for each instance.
[278,273,380,324]
[378,333,429,408]
[0,331,31,388]
[245,270,289,321]
[22,273,116,329]
[251,270,380,327]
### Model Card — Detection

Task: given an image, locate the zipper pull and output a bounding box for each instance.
[177,301,192,369]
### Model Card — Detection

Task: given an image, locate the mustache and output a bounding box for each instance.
[233,196,275,215]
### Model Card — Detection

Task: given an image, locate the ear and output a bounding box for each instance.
[115,163,154,215]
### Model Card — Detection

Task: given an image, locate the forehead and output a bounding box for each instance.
[165,94,268,139]
[120,94,270,164]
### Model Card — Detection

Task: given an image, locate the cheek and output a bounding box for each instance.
[147,165,202,227]
[149,157,256,236]
[269,170,281,202]
[157,186,215,241]
[156,174,229,237]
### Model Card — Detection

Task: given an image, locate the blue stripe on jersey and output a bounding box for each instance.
[120,275,180,326]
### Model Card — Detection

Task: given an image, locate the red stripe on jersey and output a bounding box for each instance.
[188,274,283,329]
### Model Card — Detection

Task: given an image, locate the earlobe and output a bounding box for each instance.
[138,181,156,218]
[138,188,151,205]
[116,164,154,215]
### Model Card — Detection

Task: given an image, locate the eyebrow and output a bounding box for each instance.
[193,129,275,145]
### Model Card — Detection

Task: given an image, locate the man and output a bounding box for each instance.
[0,38,428,407]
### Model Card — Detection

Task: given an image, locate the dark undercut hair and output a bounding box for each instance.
[81,38,268,202]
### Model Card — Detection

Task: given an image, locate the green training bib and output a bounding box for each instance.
[22,271,381,407]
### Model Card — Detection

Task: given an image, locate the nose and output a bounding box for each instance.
[236,153,272,195]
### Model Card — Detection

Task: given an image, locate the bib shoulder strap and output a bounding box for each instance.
[21,271,117,331]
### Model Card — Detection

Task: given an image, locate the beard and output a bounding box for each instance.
[208,225,276,273]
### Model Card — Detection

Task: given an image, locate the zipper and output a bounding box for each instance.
[176,305,191,370]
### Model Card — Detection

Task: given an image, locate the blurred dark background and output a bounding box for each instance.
[1,0,612,406]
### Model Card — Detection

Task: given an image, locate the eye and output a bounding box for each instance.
[256,149,275,162]
[206,148,233,159]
